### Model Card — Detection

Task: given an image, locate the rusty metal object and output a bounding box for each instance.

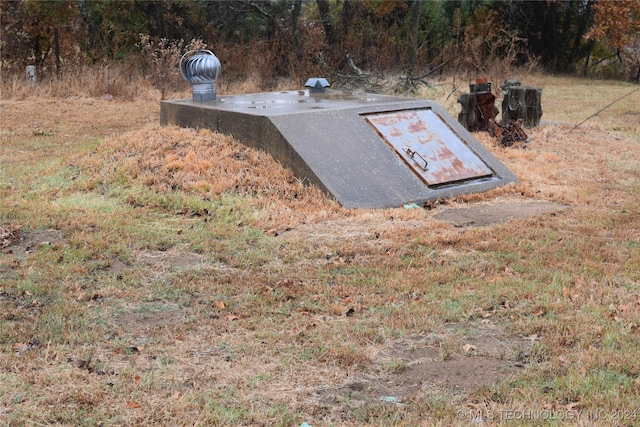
[454,77,539,149]
[366,109,493,186]
[457,78,496,132]
[475,91,497,131]
[489,118,528,147]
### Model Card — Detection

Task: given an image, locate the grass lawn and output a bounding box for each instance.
[1,74,639,426]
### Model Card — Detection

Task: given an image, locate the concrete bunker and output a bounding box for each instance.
[162,55,516,208]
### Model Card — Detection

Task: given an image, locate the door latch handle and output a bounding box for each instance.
[405,148,428,171]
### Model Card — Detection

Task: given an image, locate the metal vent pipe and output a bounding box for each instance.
[180,50,221,102]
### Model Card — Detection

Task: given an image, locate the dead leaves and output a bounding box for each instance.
[12,337,40,357]
[211,279,360,322]
[65,284,105,304]
[274,278,306,300]
[465,300,516,320]
[562,286,579,301]
[330,303,355,317]
[3,290,45,321]
[531,306,547,317]
[32,127,54,137]
[330,296,357,317]
[326,251,357,265]
[267,226,292,237]
[67,355,110,375]
[1,224,22,249]
[608,295,640,330]
[212,300,241,321]
[462,343,477,353]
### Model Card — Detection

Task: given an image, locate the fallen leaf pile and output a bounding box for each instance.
[1,224,22,249]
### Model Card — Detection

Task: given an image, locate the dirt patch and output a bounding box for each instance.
[104,257,129,275]
[433,201,569,227]
[0,291,45,322]
[136,248,205,270]
[113,303,186,333]
[310,321,531,407]
[0,229,67,257]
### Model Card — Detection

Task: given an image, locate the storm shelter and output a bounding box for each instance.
[160,90,517,209]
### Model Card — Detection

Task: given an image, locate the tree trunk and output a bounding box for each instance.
[406,0,423,77]
[340,0,357,50]
[150,1,167,39]
[583,53,590,77]
[291,0,302,46]
[76,0,96,53]
[316,0,335,48]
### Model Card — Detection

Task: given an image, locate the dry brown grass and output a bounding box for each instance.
[0,61,303,102]
[81,123,344,230]
[1,73,639,426]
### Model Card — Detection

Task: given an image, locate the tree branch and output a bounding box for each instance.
[346,54,372,76]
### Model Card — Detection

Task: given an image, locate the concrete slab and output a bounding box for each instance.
[434,201,569,227]
[160,90,517,208]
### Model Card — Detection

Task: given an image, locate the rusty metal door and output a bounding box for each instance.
[364,109,493,186]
